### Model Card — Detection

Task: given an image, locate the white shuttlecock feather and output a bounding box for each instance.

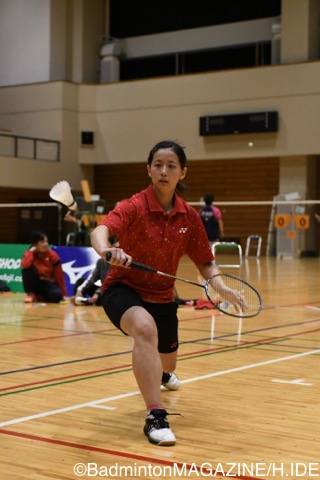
[49,180,77,210]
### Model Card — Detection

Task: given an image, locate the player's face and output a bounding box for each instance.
[36,237,49,252]
[147,148,186,191]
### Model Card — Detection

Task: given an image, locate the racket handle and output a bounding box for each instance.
[105,252,157,273]
[129,261,157,273]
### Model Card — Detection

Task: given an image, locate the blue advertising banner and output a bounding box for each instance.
[52,246,100,296]
[0,244,100,296]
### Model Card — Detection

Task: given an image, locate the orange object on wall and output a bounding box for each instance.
[274,214,291,228]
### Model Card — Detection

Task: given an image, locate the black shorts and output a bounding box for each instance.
[102,283,179,354]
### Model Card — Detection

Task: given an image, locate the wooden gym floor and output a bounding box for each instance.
[0,255,319,480]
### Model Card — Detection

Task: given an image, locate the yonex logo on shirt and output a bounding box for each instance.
[179,228,188,233]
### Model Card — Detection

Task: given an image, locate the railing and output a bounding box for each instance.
[0,133,60,162]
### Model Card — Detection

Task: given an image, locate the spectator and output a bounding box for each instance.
[72,235,119,305]
[21,231,67,303]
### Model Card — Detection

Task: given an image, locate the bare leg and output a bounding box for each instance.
[121,306,177,445]
[120,306,162,407]
[160,352,177,373]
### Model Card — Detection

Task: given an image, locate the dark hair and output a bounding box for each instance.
[147,140,188,193]
[31,231,48,244]
[204,193,214,205]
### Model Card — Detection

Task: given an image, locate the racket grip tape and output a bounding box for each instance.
[105,252,157,273]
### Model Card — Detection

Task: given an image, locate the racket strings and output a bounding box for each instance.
[207,275,261,317]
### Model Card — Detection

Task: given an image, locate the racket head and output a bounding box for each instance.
[204,273,262,318]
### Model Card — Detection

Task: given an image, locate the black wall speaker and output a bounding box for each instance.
[199,111,278,136]
[81,131,94,146]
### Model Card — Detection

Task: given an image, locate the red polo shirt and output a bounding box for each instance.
[99,185,214,302]
[21,249,67,296]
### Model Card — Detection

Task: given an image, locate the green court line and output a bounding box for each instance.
[0,338,289,397]
[0,367,133,397]
[177,338,288,362]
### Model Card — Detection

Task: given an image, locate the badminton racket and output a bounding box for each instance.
[105,253,262,318]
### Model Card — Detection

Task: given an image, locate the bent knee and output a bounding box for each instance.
[135,319,157,340]
[121,309,157,341]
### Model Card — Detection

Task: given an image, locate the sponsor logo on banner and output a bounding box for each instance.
[0,244,26,292]
[52,247,100,296]
[0,245,100,296]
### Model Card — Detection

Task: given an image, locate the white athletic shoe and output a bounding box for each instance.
[74,296,91,306]
[143,409,176,446]
[162,372,180,391]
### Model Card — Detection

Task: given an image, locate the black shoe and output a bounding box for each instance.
[143,409,176,446]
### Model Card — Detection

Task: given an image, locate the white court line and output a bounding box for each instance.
[180,348,320,385]
[89,405,116,410]
[0,391,139,427]
[272,378,312,386]
[0,349,319,428]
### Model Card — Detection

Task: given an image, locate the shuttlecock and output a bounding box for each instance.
[217,301,230,311]
[49,181,77,210]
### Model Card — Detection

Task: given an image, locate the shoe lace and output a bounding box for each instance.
[148,410,182,430]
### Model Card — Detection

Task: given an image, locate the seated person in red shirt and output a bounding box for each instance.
[21,231,67,303]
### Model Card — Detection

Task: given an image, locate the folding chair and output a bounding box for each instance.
[212,242,242,268]
[245,235,262,258]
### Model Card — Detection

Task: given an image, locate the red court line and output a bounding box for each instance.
[0,362,133,392]
[0,314,200,348]
[1,299,316,348]
[177,326,320,359]
[0,328,115,347]
[0,335,279,392]
[0,428,261,480]
[2,326,319,394]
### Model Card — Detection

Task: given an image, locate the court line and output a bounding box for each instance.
[0,301,318,348]
[0,339,282,396]
[0,390,140,427]
[0,328,113,347]
[0,363,133,393]
[1,316,319,377]
[180,348,319,384]
[0,429,259,480]
[0,348,318,428]
[0,349,133,376]
[89,405,116,410]
[1,326,319,395]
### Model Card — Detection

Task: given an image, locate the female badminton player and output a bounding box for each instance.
[90,140,246,446]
